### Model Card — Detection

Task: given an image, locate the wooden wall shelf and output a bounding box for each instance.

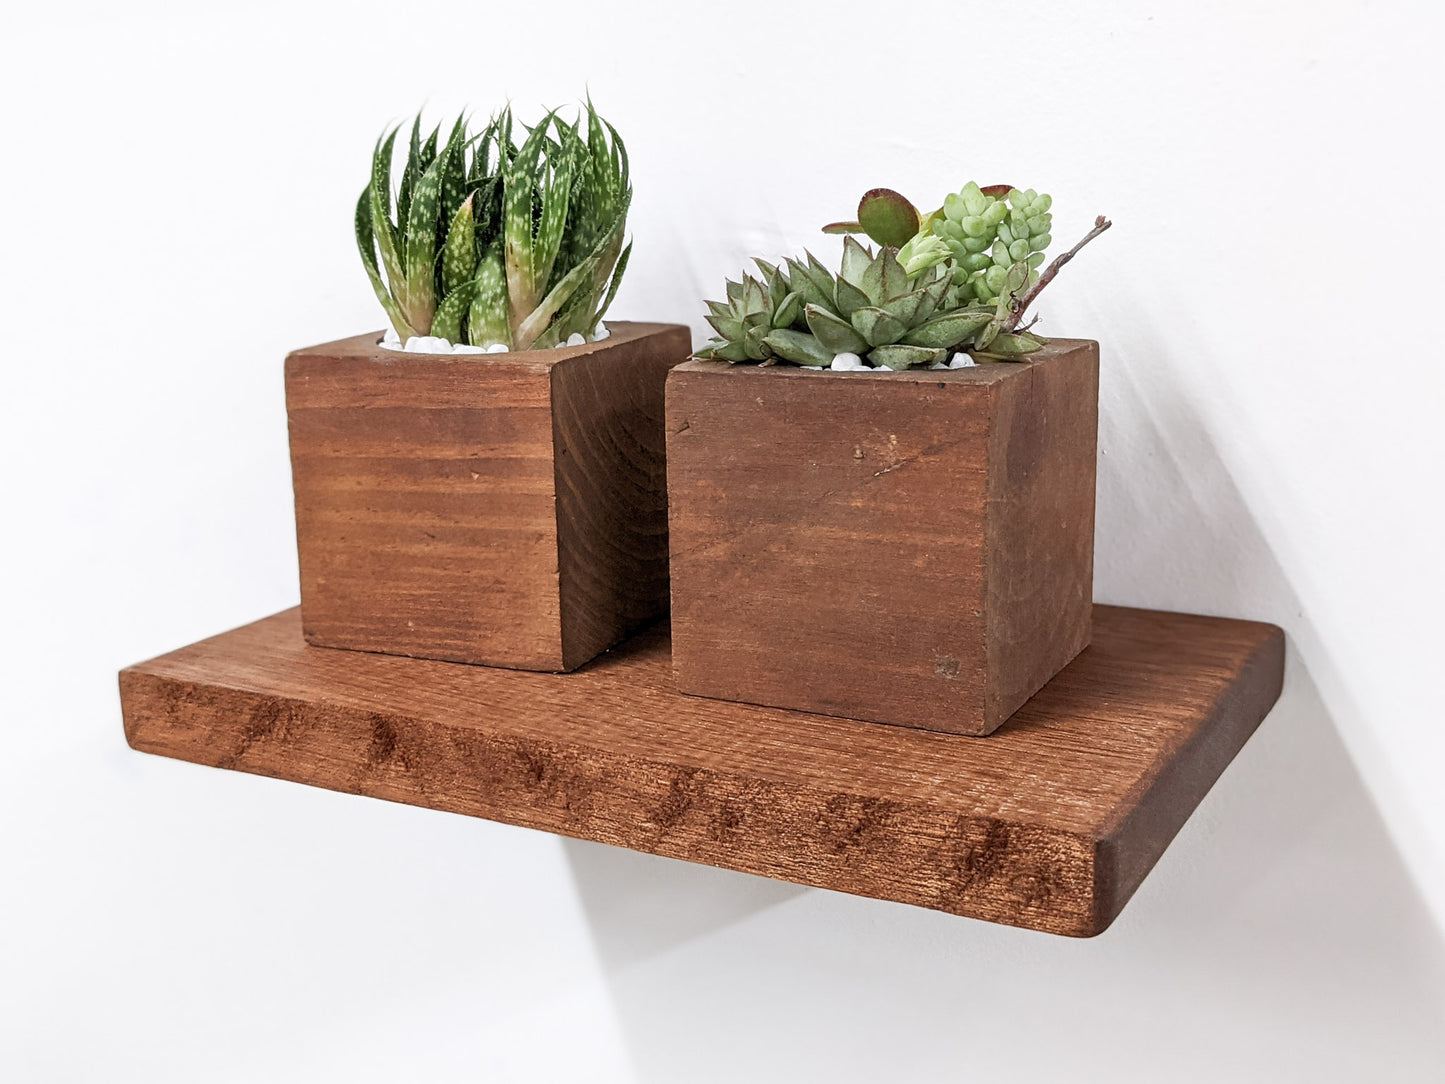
[119,605,1283,937]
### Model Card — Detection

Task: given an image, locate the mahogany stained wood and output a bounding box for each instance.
[286,321,689,673]
[666,341,1099,735]
[119,604,1284,937]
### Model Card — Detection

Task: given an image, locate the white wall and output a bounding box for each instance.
[3,1,1442,1079]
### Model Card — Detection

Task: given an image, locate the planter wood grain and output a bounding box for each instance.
[286,321,690,672]
[666,340,1099,735]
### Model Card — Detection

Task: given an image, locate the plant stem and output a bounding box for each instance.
[1005,215,1112,331]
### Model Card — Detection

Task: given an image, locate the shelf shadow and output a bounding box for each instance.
[561,324,1445,1078]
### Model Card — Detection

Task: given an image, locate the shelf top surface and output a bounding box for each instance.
[124,605,1281,841]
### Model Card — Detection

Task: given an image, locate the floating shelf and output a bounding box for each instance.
[119,605,1283,937]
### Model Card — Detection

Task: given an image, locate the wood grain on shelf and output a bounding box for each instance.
[666,340,1098,736]
[120,605,1283,936]
[286,321,689,673]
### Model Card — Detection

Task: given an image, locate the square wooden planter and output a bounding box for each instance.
[286,321,690,672]
[665,339,1099,735]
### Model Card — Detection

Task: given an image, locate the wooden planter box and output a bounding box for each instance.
[665,340,1099,735]
[286,321,690,672]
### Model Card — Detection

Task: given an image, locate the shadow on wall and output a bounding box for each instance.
[561,342,1445,1080]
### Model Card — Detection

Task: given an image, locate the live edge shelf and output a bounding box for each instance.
[119,604,1283,937]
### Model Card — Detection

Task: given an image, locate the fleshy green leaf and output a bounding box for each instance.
[1003,259,1031,297]
[397,115,423,240]
[772,290,802,329]
[859,246,908,305]
[880,288,927,326]
[466,244,510,346]
[839,235,872,287]
[900,310,994,349]
[857,188,920,249]
[704,338,750,362]
[867,344,945,370]
[431,279,479,343]
[805,304,868,354]
[370,128,405,311]
[980,331,1045,357]
[403,138,450,333]
[356,185,414,340]
[850,306,907,348]
[785,258,834,312]
[834,276,870,319]
[442,193,477,294]
[763,329,833,366]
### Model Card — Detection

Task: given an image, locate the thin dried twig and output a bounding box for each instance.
[1004,215,1112,332]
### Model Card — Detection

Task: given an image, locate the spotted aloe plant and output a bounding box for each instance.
[357,101,631,349]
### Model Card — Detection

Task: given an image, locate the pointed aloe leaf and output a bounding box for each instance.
[743,321,771,361]
[763,329,833,366]
[755,258,787,309]
[840,235,872,287]
[834,276,870,319]
[857,188,920,249]
[704,338,750,363]
[772,290,802,329]
[403,140,449,334]
[900,310,995,349]
[592,239,631,332]
[397,115,423,238]
[503,114,551,321]
[793,255,838,312]
[804,304,868,355]
[513,243,602,349]
[442,193,477,294]
[878,247,909,301]
[440,114,470,228]
[850,306,907,348]
[782,258,831,313]
[370,128,405,310]
[532,113,576,295]
[466,244,510,346]
[867,344,944,370]
[740,275,767,316]
[356,186,414,340]
[430,280,479,344]
[880,288,927,326]
[706,310,744,341]
[981,331,1045,357]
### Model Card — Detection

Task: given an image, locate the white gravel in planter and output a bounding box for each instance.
[799,351,976,372]
[378,323,611,355]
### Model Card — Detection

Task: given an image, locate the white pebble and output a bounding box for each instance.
[450,343,487,355]
[800,364,825,370]
[930,354,977,370]
[830,352,870,371]
[486,343,509,353]
[592,323,610,341]
[403,335,453,353]
[565,332,586,347]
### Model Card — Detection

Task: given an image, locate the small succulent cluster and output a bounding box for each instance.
[699,184,1109,371]
[925,183,1051,305]
[358,101,631,351]
[699,240,998,369]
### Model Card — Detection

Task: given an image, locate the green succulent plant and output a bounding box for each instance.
[927,184,1053,306]
[698,238,998,370]
[357,101,631,350]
